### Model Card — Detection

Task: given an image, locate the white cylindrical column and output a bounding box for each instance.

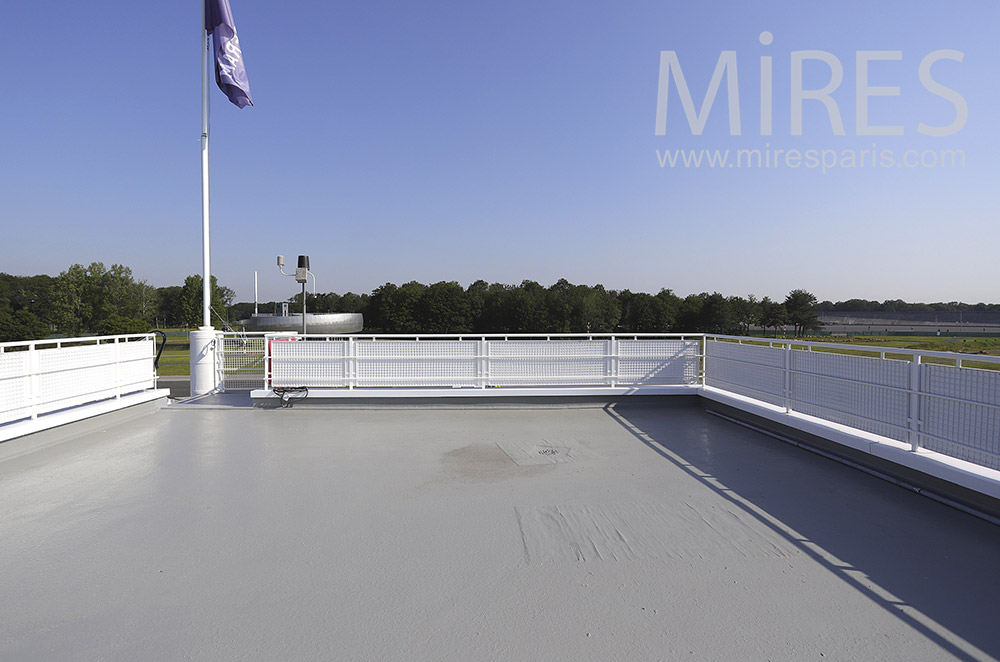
[190,328,220,396]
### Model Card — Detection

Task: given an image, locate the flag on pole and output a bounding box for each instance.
[205,0,253,108]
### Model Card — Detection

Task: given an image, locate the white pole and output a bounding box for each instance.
[254,270,258,315]
[200,0,212,330]
[191,1,218,397]
[302,282,308,335]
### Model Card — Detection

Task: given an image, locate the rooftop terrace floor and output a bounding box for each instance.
[2,396,999,661]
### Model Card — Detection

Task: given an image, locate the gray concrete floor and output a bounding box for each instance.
[1,398,999,661]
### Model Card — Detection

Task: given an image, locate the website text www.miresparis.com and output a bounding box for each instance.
[656,145,965,173]
[654,32,969,174]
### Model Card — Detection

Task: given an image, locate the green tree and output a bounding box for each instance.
[587,285,622,333]
[52,263,157,333]
[701,292,735,334]
[759,297,787,336]
[1,274,59,339]
[156,286,185,327]
[618,291,669,332]
[513,280,550,332]
[784,289,821,336]
[466,280,490,333]
[178,274,235,328]
[416,281,471,333]
[675,294,706,332]
[729,295,762,335]
[655,289,681,331]
[98,314,151,335]
[366,282,427,332]
[337,292,365,313]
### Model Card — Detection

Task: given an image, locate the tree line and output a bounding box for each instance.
[0,264,234,342]
[5,264,998,344]
[236,280,823,336]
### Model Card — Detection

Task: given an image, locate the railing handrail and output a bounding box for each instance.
[0,333,156,351]
[703,333,1000,367]
[259,332,702,340]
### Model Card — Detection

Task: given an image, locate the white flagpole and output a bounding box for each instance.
[200,0,212,330]
[190,0,217,396]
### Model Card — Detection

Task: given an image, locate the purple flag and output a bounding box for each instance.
[205,0,253,108]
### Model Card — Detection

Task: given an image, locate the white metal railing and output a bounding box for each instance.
[259,334,702,390]
[217,332,267,390]
[704,335,1000,471]
[0,334,158,427]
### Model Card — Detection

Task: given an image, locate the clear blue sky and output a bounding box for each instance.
[2,1,997,304]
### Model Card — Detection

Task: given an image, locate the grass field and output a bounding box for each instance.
[755,335,1000,370]
[806,335,1000,356]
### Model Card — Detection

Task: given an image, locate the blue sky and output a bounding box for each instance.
[1,1,997,303]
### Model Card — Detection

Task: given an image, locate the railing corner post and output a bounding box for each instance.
[609,336,617,388]
[908,354,922,452]
[783,341,792,413]
[28,342,40,420]
[114,336,123,399]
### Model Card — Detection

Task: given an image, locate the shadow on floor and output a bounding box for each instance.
[604,400,1000,662]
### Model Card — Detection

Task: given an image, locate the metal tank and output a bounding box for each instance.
[239,313,363,334]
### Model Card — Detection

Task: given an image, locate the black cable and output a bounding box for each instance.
[273,386,309,408]
[151,330,167,370]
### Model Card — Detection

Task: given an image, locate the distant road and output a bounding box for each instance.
[818,312,1000,335]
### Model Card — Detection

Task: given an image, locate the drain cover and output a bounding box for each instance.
[496,439,596,466]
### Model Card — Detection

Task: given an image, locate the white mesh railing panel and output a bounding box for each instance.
[357,340,478,358]
[706,340,784,367]
[790,373,908,441]
[789,351,909,441]
[490,340,607,358]
[356,340,478,387]
[920,365,1000,470]
[486,341,588,386]
[220,336,267,390]
[488,359,607,385]
[271,340,348,388]
[704,340,784,406]
[37,344,119,409]
[923,363,1000,407]
[616,340,700,385]
[357,359,479,387]
[488,340,607,385]
[0,352,31,424]
[792,350,909,388]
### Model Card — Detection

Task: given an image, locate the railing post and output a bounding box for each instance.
[217,332,226,393]
[348,336,356,389]
[480,337,488,389]
[28,342,40,420]
[699,336,707,386]
[215,335,224,393]
[783,342,792,413]
[114,337,123,399]
[264,335,273,389]
[908,354,922,452]
[609,336,617,387]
